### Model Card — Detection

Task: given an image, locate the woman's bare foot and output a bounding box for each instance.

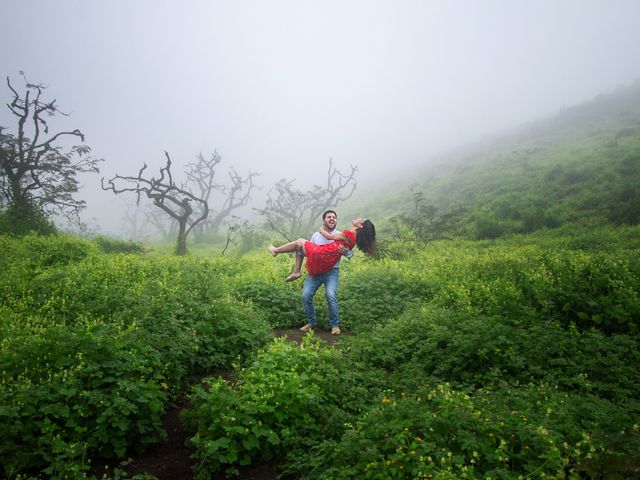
[285,272,301,282]
[268,244,278,256]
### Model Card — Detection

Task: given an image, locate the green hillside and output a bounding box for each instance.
[351,81,640,240]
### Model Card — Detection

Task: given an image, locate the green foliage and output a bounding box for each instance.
[0,234,271,478]
[292,383,639,479]
[0,203,57,235]
[0,321,167,477]
[93,235,146,254]
[339,262,434,332]
[544,220,640,252]
[374,234,640,335]
[0,232,94,271]
[234,279,304,328]
[183,336,343,479]
[347,306,640,402]
[223,251,306,328]
[3,221,640,479]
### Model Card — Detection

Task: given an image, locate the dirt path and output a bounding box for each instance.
[93,328,344,480]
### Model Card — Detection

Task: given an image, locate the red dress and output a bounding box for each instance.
[304,230,356,276]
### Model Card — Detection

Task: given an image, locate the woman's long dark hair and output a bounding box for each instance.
[355,219,376,255]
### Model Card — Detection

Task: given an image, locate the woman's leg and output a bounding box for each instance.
[268,238,306,256]
[285,252,304,282]
[269,239,307,282]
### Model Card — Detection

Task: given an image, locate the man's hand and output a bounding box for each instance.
[338,245,350,256]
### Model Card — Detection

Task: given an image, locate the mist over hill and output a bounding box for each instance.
[346,79,640,239]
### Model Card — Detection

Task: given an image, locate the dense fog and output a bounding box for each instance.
[2,0,640,236]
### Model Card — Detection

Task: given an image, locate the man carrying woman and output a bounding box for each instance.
[269,211,376,335]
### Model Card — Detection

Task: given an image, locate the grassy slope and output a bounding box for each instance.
[343,80,640,238]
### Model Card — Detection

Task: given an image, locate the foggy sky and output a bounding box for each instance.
[2,1,640,234]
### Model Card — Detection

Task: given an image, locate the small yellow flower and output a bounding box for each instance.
[160,382,168,389]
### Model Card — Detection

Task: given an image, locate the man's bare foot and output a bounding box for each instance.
[285,272,301,282]
[268,244,278,257]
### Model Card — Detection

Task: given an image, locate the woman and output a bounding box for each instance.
[268,217,376,282]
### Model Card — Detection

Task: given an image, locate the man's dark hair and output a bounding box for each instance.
[322,209,337,219]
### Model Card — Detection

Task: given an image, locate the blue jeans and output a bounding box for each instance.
[302,268,340,327]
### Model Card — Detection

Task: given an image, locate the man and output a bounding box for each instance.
[299,209,352,335]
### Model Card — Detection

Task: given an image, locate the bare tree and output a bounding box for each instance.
[184,151,259,237]
[220,215,243,256]
[120,198,154,240]
[121,196,178,241]
[0,73,102,230]
[143,200,178,240]
[256,158,357,240]
[102,152,208,255]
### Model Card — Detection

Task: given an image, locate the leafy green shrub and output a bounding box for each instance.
[0,321,167,479]
[235,227,270,256]
[0,204,57,236]
[234,279,304,328]
[347,305,640,403]
[290,383,639,479]
[222,250,308,328]
[93,235,146,254]
[471,212,511,239]
[339,263,434,332]
[1,238,272,478]
[550,222,640,251]
[0,233,94,271]
[0,234,96,315]
[407,239,640,335]
[183,336,342,479]
[543,252,640,334]
[471,247,640,334]
[189,298,272,374]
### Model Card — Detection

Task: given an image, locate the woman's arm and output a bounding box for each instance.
[319,227,349,242]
